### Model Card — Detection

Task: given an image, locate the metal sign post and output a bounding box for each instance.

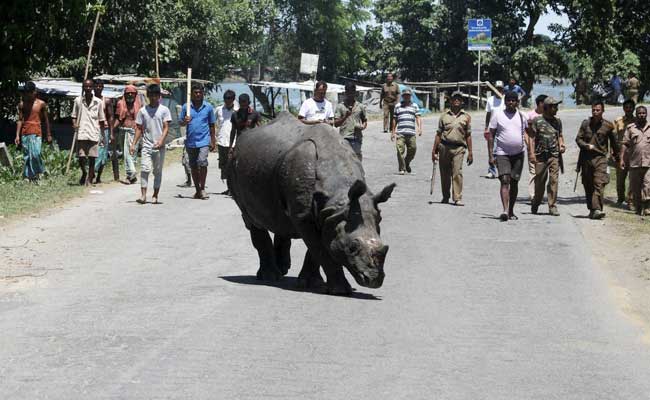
[468,18,492,110]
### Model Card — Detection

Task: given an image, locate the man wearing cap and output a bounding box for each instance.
[484,80,505,178]
[392,89,421,174]
[488,91,527,221]
[432,91,473,205]
[528,96,565,216]
[335,82,367,160]
[525,94,547,200]
[381,73,400,133]
[113,84,141,184]
[576,102,619,219]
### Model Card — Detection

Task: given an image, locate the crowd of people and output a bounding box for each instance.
[13,75,650,218]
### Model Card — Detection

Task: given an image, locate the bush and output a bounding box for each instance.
[0,141,77,184]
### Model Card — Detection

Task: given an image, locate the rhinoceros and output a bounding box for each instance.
[227,112,395,295]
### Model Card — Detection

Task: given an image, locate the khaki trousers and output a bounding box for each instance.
[629,167,650,213]
[616,166,632,203]
[532,156,559,208]
[581,156,608,211]
[527,155,536,199]
[439,144,465,202]
[383,102,396,132]
[396,135,416,172]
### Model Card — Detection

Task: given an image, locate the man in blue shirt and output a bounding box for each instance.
[506,78,526,100]
[179,83,216,199]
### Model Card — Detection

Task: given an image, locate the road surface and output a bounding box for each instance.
[2,110,649,399]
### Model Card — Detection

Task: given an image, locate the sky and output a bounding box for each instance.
[533,9,570,38]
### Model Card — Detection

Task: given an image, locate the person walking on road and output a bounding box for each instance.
[487,91,527,221]
[179,83,217,200]
[215,90,238,183]
[298,81,333,125]
[72,78,106,186]
[625,72,640,103]
[228,94,261,152]
[506,77,526,100]
[526,94,548,199]
[573,74,589,106]
[113,84,141,184]
[620,106,650,216]
[576,102,619,219]
[614,99,636,207]
[484,80,505,178]
[381,73,400,133]
[528,97,565,216]
[334,82,367,161]
[432,91,473,205]
[391,89,421,175]
[15,81,52,182]
[131,84,171,204]
[92,80,114,184]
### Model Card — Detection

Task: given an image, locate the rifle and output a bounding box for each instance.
[430,161,437,195]
[573,150,583,192]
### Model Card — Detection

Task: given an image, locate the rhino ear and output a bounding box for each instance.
[374,183,396,205]
[348,180,367,203]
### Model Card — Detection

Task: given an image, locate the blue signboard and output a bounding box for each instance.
[468,18,492,51]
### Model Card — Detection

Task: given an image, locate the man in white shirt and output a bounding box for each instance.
[488,91,528,221]
[484,80,505,178]
[298,81,334,125]
[215,90,239,184]
[72,78,106,186]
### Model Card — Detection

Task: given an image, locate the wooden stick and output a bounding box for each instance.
[66,9,102,175]
[186,68,192,116]
[155,38,160,78]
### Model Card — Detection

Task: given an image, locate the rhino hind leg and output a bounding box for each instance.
[273,235,291,276]
[296,251,326,292]
[249,227,282,282]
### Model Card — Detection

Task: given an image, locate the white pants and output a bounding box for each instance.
[141,148,165,189]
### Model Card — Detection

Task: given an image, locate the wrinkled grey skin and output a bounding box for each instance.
[227,112,395,295]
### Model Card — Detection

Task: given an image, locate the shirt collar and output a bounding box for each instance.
[447,108,465,116]
[191,101,206,111]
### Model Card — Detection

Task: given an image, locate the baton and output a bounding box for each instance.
[430,161,437,195]
[573,169,579,192]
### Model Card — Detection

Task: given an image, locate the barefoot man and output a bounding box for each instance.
[15,81,52,181]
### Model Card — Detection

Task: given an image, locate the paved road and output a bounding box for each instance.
[2,109,649,399]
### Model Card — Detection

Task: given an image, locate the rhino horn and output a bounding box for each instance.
[348,180,367,203]
[374,182,396,205]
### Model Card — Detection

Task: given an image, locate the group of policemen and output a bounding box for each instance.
[422,83,649,219]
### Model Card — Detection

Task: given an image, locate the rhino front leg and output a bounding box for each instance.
[273,235,291,276]
[321,263,353,296]
[297,251,326,292]
[250,227,282,282]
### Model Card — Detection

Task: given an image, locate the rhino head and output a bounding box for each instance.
[315,180,396,289]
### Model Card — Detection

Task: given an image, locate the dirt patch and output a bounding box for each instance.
[582,216,650,343]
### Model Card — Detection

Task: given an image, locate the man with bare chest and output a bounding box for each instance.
[15,81,52,181]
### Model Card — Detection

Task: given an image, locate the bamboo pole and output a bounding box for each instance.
[186,68,192,116]
[155,38,160,78]
[66,9,102,175]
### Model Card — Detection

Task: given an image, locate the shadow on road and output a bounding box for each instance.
[220,275,382,300]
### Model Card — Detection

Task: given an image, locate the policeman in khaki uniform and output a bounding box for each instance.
[620,106,650,216]
[613,99,636,207]
[381,73,400,133]
[576,102,620,219]
[528,97,565,216]
[432,91,473,206]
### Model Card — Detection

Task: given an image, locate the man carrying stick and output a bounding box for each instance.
[179,83,217,200]
[72,79,106,185]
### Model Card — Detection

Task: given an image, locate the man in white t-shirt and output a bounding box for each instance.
[488,91,528,221]
[131,84,172,204]
[525,94,548,199]
[215,90,239,184]
[484,80,505,178]
[298,81,334,125]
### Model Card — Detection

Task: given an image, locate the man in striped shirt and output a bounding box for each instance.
[391,89,422,174]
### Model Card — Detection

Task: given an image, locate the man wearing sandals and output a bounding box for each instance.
[487,91,528,221]
[179,83,216,200]
[131,84,171,204]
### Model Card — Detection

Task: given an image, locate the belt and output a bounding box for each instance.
[441,139,466,148]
